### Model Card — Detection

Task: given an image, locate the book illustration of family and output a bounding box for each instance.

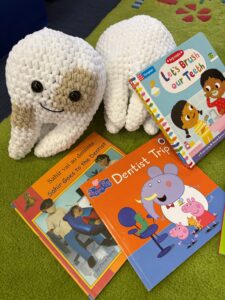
[39,153,118,271]
[118,163,217,257]
[171,68,225,152]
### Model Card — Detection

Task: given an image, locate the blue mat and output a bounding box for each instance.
[0,0,120,122]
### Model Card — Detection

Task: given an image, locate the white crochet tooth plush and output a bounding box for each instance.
[6,28,106,159]
[96,15,176,135]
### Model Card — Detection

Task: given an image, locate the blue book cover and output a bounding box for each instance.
[129,33,225,167]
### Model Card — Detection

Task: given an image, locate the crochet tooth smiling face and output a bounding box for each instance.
[6,28,106,159]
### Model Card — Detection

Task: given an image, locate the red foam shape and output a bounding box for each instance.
[158,0,178,4]
[182,15,194,22]
[198,8,211,14]
[185,3,196,10]
[176,8,189,14]
[198,15,211,22]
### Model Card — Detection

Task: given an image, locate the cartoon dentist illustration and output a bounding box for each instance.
[139,163,211,227]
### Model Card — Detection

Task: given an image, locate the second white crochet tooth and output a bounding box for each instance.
[96,15,176,135]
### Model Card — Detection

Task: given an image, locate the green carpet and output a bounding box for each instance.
[1,0,225,299]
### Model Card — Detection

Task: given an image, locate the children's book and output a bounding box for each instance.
[219,211,225,255]
[12,133,126,299]
[81,134,225,291]
[129,33,225,168]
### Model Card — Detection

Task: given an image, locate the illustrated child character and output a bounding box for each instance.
[71,205,102,225]
[182,197,217,232]
[200,68,225,115]
[67,205,115,243]
[40,199,97,268]
[95,154,117,170]
[171,100,213,144]
[169,223,197,248]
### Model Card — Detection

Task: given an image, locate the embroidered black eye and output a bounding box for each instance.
[31,80,43,93]
[69,90,81,102]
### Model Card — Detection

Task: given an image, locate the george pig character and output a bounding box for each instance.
[169,222,197,248]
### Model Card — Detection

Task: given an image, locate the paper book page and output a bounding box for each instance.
[130,33,225,165]
[81,134,225,290]
[12,132,126,299]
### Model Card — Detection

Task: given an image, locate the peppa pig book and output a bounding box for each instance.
[12,133,126,299]
[129,33,225,168]
[81,134,225,291]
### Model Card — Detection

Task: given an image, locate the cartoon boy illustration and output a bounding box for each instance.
[71,205,102,225]
[95,154,117,170]
[171,100,213,144]
[200,69,225,115]
[40,199,98,268]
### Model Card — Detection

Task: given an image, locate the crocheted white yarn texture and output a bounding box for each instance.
[96,15,176,134]
[6,28,106,159]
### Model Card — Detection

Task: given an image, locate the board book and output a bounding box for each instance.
[219,210,225,255]
[12,133,126,299]
[129,33,225,168]
[81,134,225,291]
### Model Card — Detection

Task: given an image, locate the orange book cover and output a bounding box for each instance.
[12,132,126,299]
[81,134,225,290]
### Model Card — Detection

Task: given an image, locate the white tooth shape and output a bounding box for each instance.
[6,28,106,159]
[96,15,176,135]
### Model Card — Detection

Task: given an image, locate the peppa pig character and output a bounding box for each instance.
[181,197,217,231]
[169,222,197,248]
[92,179,101,189]
[140,163,185,220]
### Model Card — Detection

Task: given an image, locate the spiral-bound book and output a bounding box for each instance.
[129,33,225,168]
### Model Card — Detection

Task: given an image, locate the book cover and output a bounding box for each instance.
[219,210,225,255]
[81,134,225,290]
[129,33,225,168]
[12,133,126,299]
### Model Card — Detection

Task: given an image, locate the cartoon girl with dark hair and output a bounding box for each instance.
[171,100,213,144]
[200,68,225,115]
